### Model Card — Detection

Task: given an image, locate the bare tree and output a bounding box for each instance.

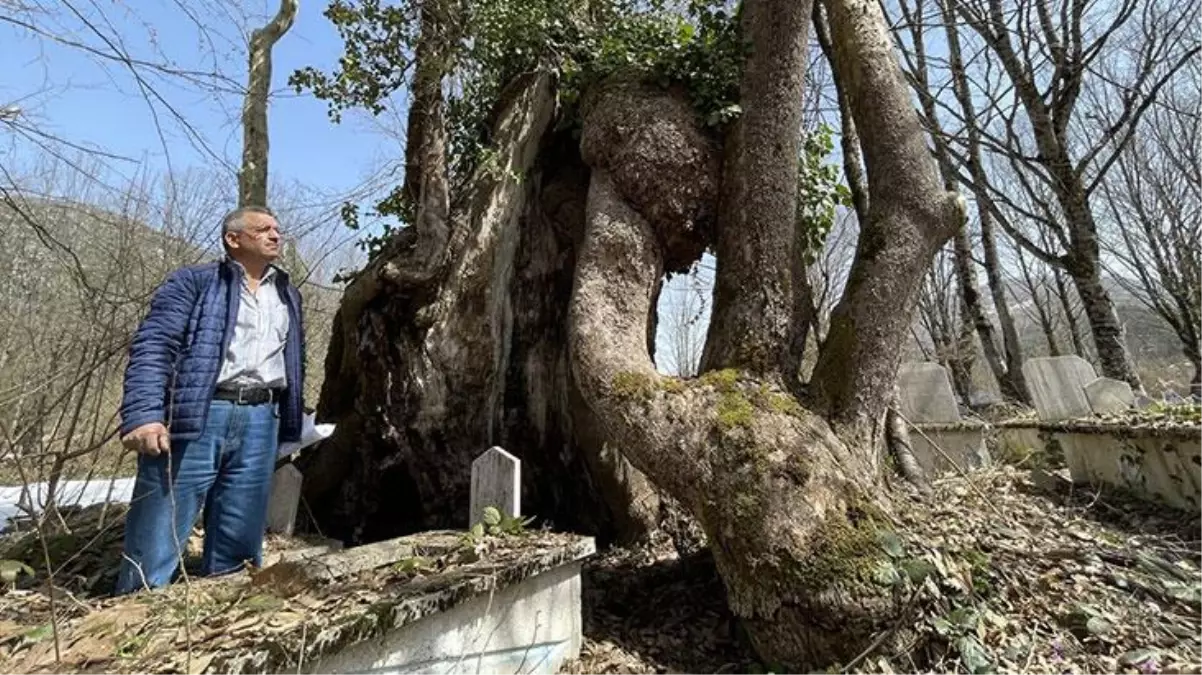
[941,0,1199,391]
[239,0,299,207]
[656,264,710,378]
[894,0,1026,403]
[1097,68,1202,393]
[913,244,976,401]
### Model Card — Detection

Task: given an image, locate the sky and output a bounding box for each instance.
[1,1,400,214]
[0,1,710,372]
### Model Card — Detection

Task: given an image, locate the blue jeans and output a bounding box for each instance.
[115,400,279,595]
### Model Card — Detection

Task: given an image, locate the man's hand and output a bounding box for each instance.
[122,422,171,456]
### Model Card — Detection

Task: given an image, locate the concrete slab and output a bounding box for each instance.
[1021,356,1097,421]
[898,362,961,423]
[1084,377,1135,415]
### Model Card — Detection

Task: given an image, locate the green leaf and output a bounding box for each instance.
[931,617,954,636]
[899,558,936,583]
[470,522,485,539]
[1118,648,1160,667]
[948,606,978,628]
[956,636,994,674]
[0,559,34,584]
[871,561,902,586]
[1085,616,1114,637]
[24,624,53,642]
[482,506,502,526]
[875,531,905,558]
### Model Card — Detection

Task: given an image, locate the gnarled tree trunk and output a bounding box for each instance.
[307,0,961,666]
[301,73,658,543]
[568,0,961,663]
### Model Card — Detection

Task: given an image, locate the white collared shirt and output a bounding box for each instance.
[216,262,290,389]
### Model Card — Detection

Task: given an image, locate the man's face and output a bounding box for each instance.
[225,211,282,263]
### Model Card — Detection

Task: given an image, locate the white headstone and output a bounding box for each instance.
[266,464,304,535]
[1021,355,1097,420]
[898,362,962,423]
[470,447,521,527]
[1083,377,1135,415]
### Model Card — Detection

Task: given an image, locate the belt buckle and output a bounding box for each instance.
[236,386,250,405]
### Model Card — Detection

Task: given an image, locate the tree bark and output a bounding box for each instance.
[573,82,895,667]
[1191,358,1201,399]
[308,0,963,666]
[301,74,654,542]
[939,0,1029,402]
[566,0,960,660]
[808,0,965,444]
[701,0,811,379]
[239,0,298,207]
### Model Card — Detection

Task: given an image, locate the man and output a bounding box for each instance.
[114,205,305,595]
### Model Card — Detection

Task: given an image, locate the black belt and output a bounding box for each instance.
[214,387,281,405]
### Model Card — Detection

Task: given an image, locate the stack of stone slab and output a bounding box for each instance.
[897,362,991,475]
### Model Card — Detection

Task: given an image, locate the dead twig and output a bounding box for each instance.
[891,408,1004,518]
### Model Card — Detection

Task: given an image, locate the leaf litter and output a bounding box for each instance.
[563,464,1200,674]
[0,464,1198,674]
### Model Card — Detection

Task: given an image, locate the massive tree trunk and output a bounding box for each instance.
[700,0,810,379]
[301,73,657,543]
[570,0,960,664]
[239,0,298,207]
[308,0,960,666]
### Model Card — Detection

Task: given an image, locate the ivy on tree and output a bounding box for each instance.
[296,0,847,269]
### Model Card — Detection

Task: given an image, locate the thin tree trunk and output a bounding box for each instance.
[1012,244,1059,357]
[934,0,1034,399]
[1053,264,1088,359]
[239,0,298,207]
[1191,356,1201,398]
[902,0,1020,404]
[813,1,868,223]
[980,212,1027,400]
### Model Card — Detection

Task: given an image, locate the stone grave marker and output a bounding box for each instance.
[898,362,961,423]
[266,463,304,535]
[1083,377,1135,415]
[1021,355,1097,420]
[470,446,521,527]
